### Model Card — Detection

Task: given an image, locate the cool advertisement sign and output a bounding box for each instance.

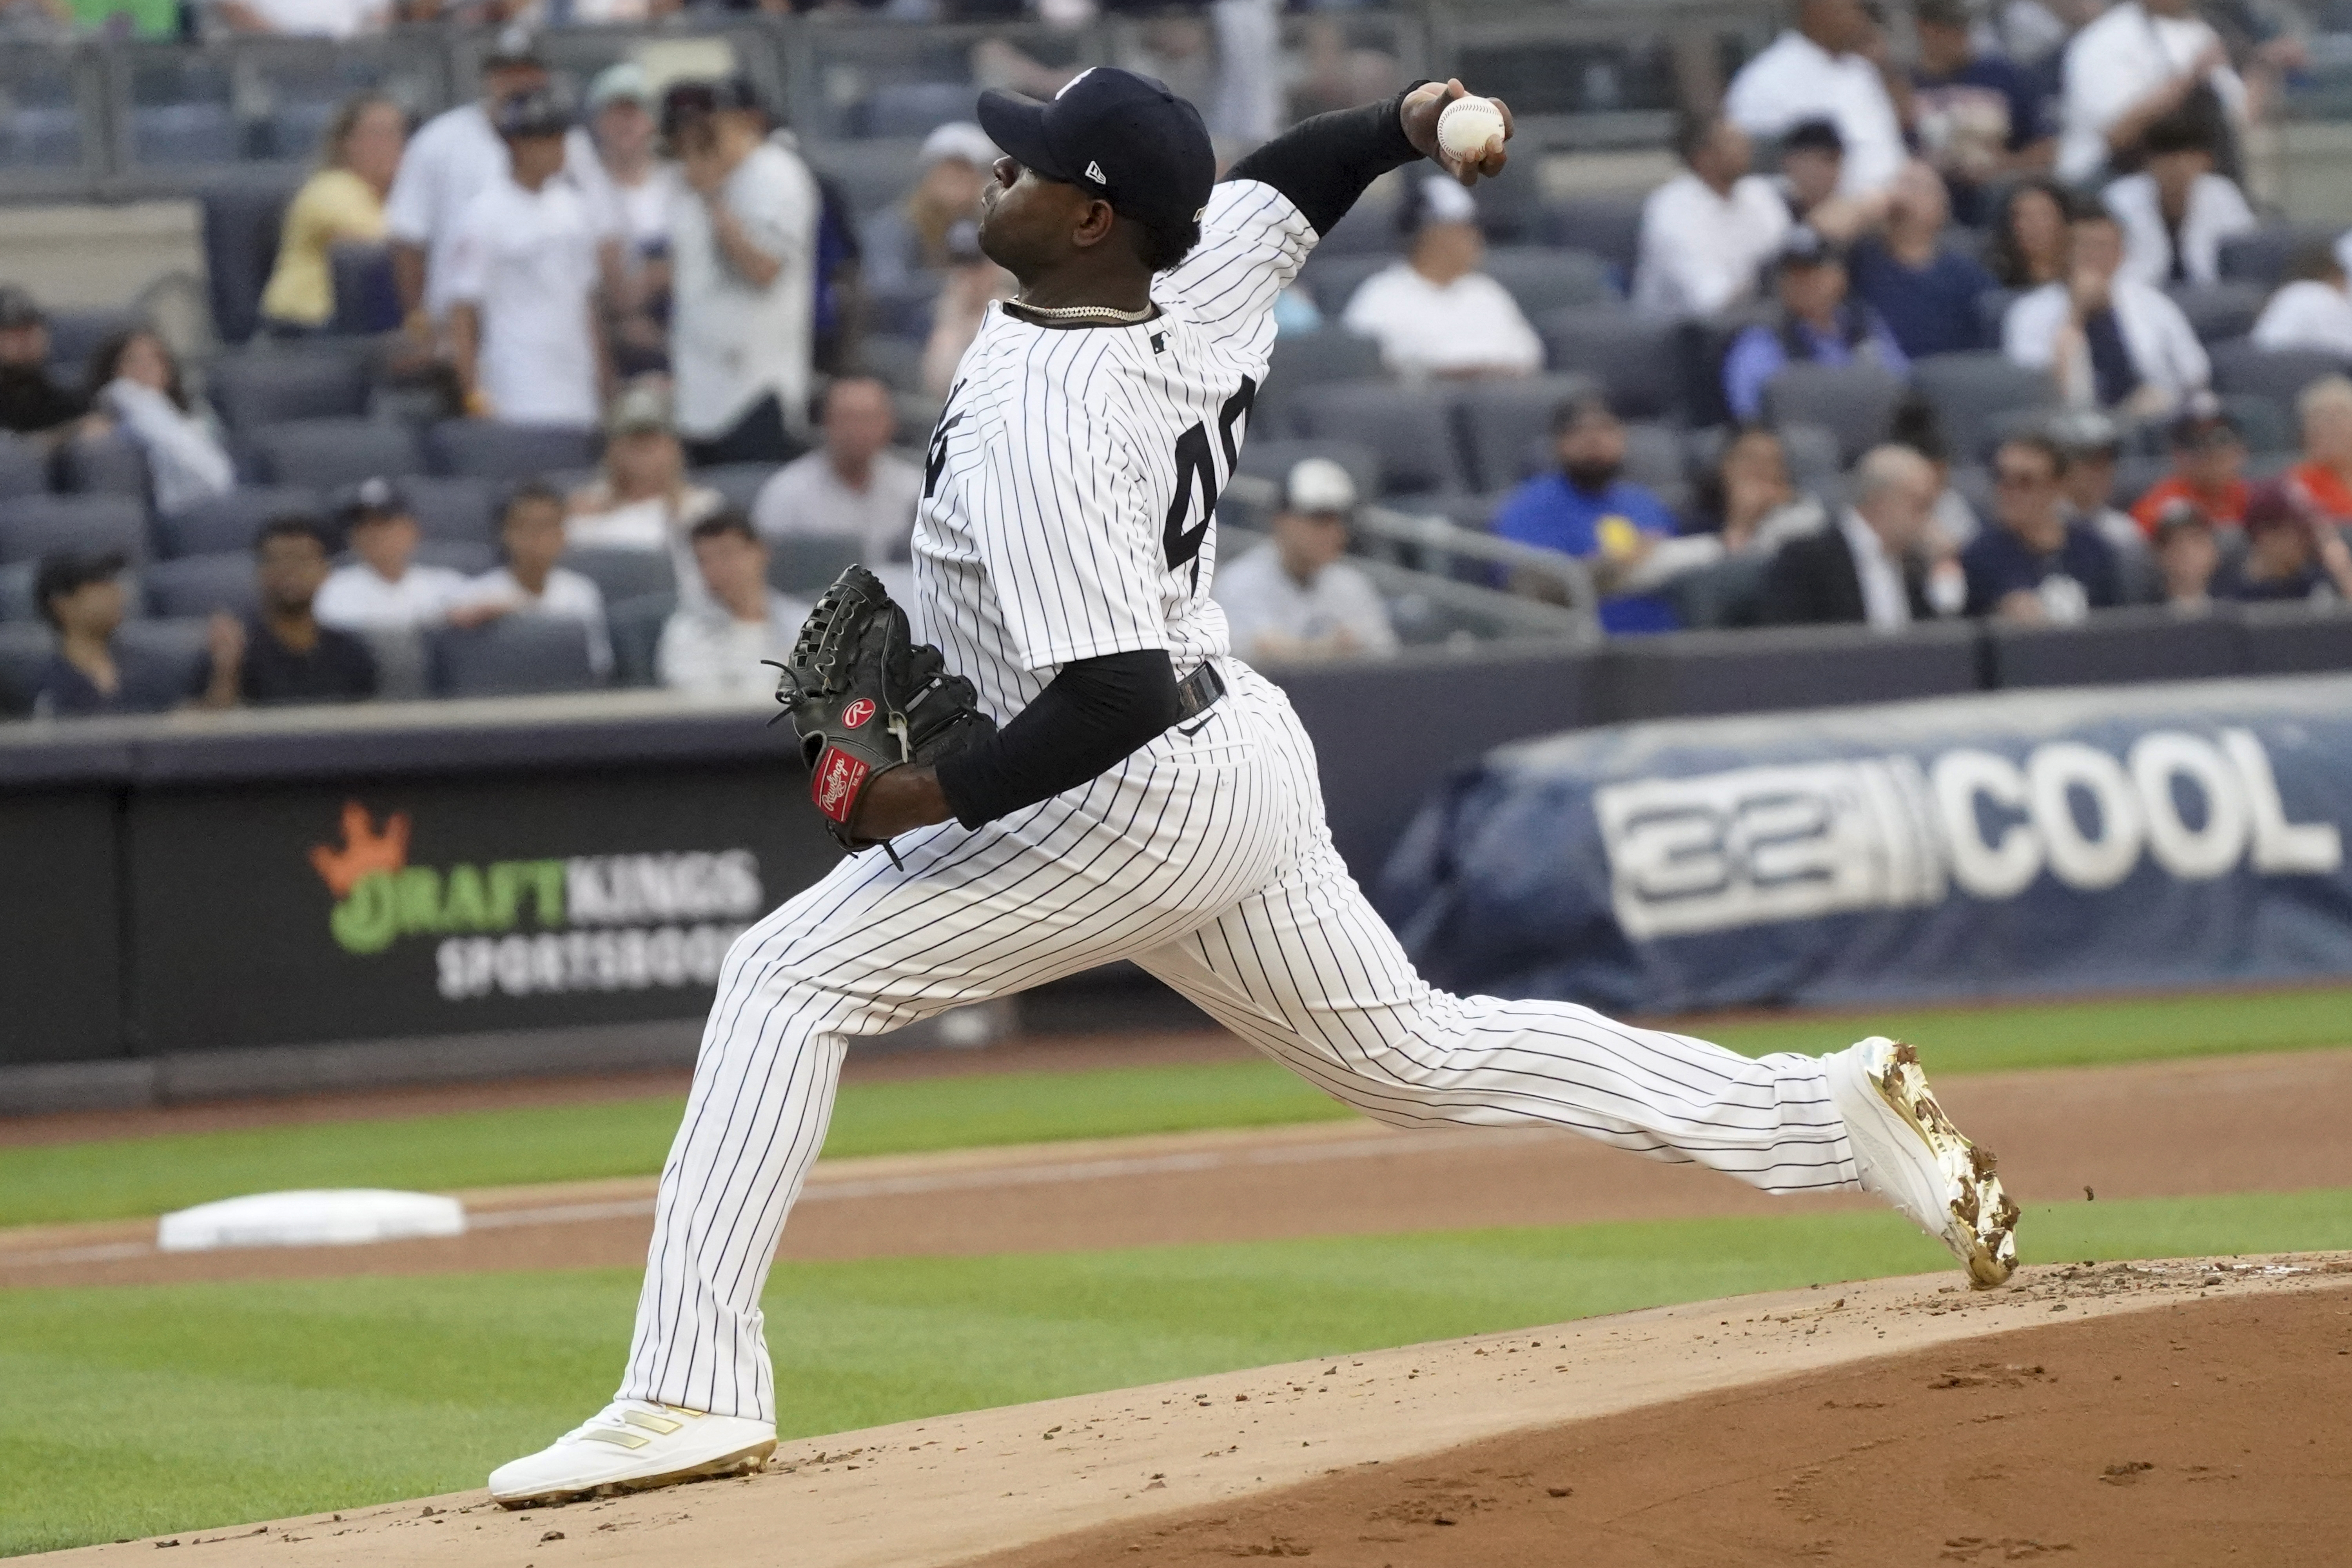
[1379,676,2352,1013]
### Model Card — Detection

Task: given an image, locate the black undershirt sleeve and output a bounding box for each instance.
[1223,83,1428,238]
[931,649,1181,830]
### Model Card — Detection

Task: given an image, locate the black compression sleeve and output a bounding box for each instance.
[1224,85,1428,237]
[932,649,1181,830]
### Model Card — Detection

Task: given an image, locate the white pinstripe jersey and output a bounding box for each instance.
[909,178,1316,721]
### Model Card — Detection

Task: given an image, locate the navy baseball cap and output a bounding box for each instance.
[492,84,572,140]
[976,67,1215,234]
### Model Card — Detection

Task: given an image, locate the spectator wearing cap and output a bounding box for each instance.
[2151,502,2222,611]
[1492,392,1684,635]
[1847,161,2000,359]
[0,287,90,440]
[1760,445,1947,630]
[82,328,234,517]
[662,78,822,465]
[2056,0,2247,185]
[2130,399,2250,533]
[1772,119,1887,245]
[567,380,726,594]
[862,122,1000,298]
[313,480,470,632]
[1214,459,1397,663]
[29,552,200,717]
[2051,409,2160,601]
[212,0,385,38]
[571,64,677,377]
[920,218,1014,399]
[1339,176,1540,381]
[2287,374,2352,522]
[200,516,378,708]
[1962,433,2122,621]
[1909,0,2054,228]
[1722,226,1909,425]
[448,483,612,678]
[657,511,813,699]
[2103,105,2255,287]
[259,93,406,334]
[446,85,608,428]
[1633,112,1791,319]
[752,377,920,567]
[2254,242,2352,359]
[2225,481,2352,602]
[1723,0,1909,196]
[2004,197,2207,416]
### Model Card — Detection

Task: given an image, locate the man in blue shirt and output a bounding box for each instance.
[1491,391,1684,634]
[1722,225,1909,424]
[1910,0,2053,228]
[1847,161,2000,358]
[1962,434,2122,619]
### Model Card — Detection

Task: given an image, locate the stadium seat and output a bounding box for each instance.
[1986,604,2246,688]
[563,545,675,606]
[1459,374,1604,492]
[413,540,496,575]
[1312,199,1399,257]
[606,592,674,688]
[58,432,150,500]
[2208,339,2352,409]
[1777,422,1844,492]
[361,626,430,700]
[43,307,139,371]
[857,333,924,393]
[1760,362,1906,463]
[1293,382,1465,496]
[247,419,423,489]
[2167,282,2264,345]
[426,421,600,481]
[2218,228,2305,289]
[145,551,258,619]
[267,98,338,162]
[768,533,865,595]
[133,103,239,165]
[851,81,978,140]
[696,463,778,515]
[2239,600,2352,674]
[404,476,495,543]
[1265,328,1385,390]
[1232,439,1382,514]
[0,495,148,565]
[1467,156,1544,243]
[431,616,601,697]
[1539,307,1681,421]
[1676,307,1771,430]
[0,621,51,694]
[115,615,212,693]
[1537,196,1646,283]
[1974,286,2021,345]
[864,274,942,339]
[0,560,34,621]
[200,174,297,345]
[1481,247,1613,317]
[157,485,323,559]
[329,243,403,335]
[209,346,373,432]
[1909,352,2060,462]
[0,436,45,502]
[1296,252,1393,318]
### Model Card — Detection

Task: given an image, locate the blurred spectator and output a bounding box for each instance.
[1847,162,1999,359]
[1988,177,2071,290]
[2252,240,2352,358]
[1492,391,1682,635]
[657,511,811,699]
[1214,457,1397,663]
[260,94,406,334]
[1341,177,1540,381]
[0,287,89,440]
[2130,399,2250,532]
[921,219,1014,399]
[1723,0,1907,196]
[448,481,612,678]
[1633,112,1790,318]
[2052,408,2159,599]
[2225,481,2352,601]
[568,381,725,591]
[663,78,821,465]
[2152,502,2221,610]
[862,122,998,297]
[1722,226,1909,425]
[571,65,676,378]
[1909,0,2054,227]
[2287,374,2352,521]
[2104,105,2254,287]
[1687,426,1826,551]
[2057,0,2246,185]
[446,87,607,428]
[314,479,470,632]
[1772,120,1886,245]
[1888,391,1982,558]
[2004,198,2207,416]
[752,377,919,566]
[213,0,387,37]
[1760,445,1945,629]
[30,552,199,717]
[1962,433,2122,620]
[82,329,234,516]
[201,516,378,708]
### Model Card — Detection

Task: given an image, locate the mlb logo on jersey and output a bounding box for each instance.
[841,699,875,730]
[811,746,870,824]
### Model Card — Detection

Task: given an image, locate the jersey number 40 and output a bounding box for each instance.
[1163,376,1256,588]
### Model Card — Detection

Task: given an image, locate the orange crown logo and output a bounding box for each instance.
[310,800,411,898]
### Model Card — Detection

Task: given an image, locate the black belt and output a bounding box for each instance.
[1174,661,1226,724]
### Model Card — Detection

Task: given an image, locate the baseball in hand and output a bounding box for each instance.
[1436,95,1506,162]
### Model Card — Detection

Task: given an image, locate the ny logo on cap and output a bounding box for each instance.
[1086,160,1107,184]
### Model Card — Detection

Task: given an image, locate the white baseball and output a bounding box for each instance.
[1436,95,1506,162]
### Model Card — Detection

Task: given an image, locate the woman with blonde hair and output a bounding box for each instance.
[259,93,408,333]
[2287,374,2352,523]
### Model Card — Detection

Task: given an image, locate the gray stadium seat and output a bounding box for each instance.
[1297,252,1393,318]
[2208,339,2352,408]
[431,617,600,697]
[856,333,924,393]
[208,346,373,432]
[1538,196,1646,281]
[413,540,496,575]
[0,560,35,621]
[361,627,430,700]
[133,103,239,165]
[404,476,495,543]
[1777,423,1844,492]
[1232,439,1382,515]
[44,308,140,371]
[156,485,323,558]
[768,533,865,595]
[1975,286,2021,344]
[247,419,423,489]
[2217,228,2310,289]
[0,495,149,564]
[58,432,150,500]
[1475,375,1616,493]
[1909,352,2060,462]
[1760,362,1906,464]
[852,81,977,139]
[1313,199,1399,257]
[0,436,45,502]
[1539,308,1681,421]
[606,592,673,688]
[2167,282,2264,345]
[2238,600,2352,674]
[200,175,297,345]
[0,621,51,695]
[1265,328,1385,390]
[1984,604,2245,689]
[563,545,675,606]
[696,463,779,514]
[1467,154,1544,243]
[427,420,601,481]
[145,552,258,619]
[1293,382,1465,496]
[1481,246,1614,317]
[328,243,402,335]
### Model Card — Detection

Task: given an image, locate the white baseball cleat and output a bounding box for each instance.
[488,1401,776,1508]
[1826,1036,2019,1290]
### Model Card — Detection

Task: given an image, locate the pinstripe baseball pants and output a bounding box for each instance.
[618,661,1864,1421]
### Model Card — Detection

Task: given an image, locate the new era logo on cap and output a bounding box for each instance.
[1085,160,1107,185]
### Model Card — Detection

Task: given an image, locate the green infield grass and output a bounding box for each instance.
[4,984,2347,1230]
[6,1188,2352,1556]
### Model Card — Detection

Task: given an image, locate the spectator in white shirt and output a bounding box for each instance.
[567,380,726,598]
[1722,0,1909,196]
[2056,0,2247,185]
[2104,106,2256,287]
[657,510,813,699]
[571,63,677,379]
[661,78,821,466]
[2005,197,2209,416]
[448,482,612,678]
[445,87,607,429]
[1214,458,1397,662]
[2253,240,2352,357]
[752,377,921,565]
[82,328,234,517]
[1340,176,1540,381]
[1633,111,1791,318]
[314,479,470,632]
[212,0,384,38]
